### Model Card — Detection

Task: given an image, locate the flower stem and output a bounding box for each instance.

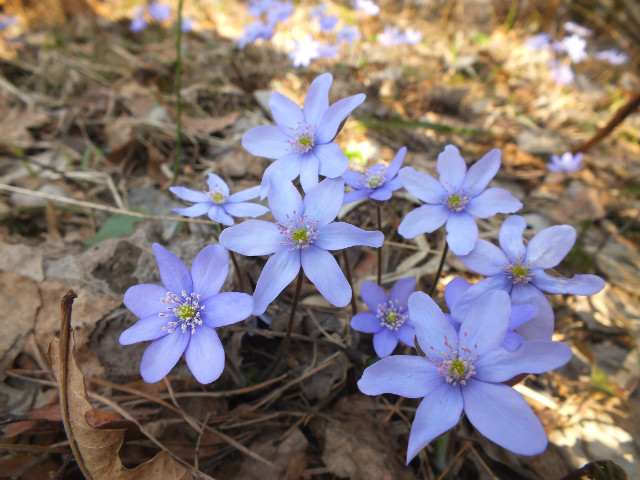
[428,240,448,297]
[342,250,358,317]
[376,203,382,286]
[229,251,245,294]
[172,0,184,182]
[262,269,304,379]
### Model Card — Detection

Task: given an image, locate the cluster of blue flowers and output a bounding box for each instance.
[527,21,629,85]
[236,0,422,67]
[121,72,605,463]
[130,2,194,33]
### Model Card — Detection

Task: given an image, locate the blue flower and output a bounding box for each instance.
[319,14,338,32]
[548,59,574,85]
[547,152,583,173]
[219,178,384,315]
[455,215,606,340]
[336,25,360,45]
[398,145,522,255]
[342,146,406,204]
[242,73,365,195]
[559,34,588,63]
[595,49,629,65]
[0,14,19,31]
[170,173,269,226]
[358,290,572,463]
[266,0,294,24]
[564,21,593,38]
[350,278,416,357]
[248,0,273,17]
[378,26,405,46]
[444,277,536,351]
[526,33,550,50]
[289,34,321,67]
[120,244,254,384]
[354,0,380,16]
[236,21,274,49]
[129,2,171,32]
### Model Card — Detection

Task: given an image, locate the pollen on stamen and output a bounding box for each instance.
[376,299,408,331]
[503,255,534,284]
[431,338,479,386]
[286,122,316,154]
[158,290,204,335]
[278,212,319,251]
[360,165,387,190]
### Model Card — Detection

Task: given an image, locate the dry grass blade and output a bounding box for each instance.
[48,290,197,480]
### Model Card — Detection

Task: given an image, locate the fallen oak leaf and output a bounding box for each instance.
[48,290,204,480]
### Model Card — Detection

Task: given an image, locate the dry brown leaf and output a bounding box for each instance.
[48,291,195,480]
[181,112,240,135]
[0,271,40,375]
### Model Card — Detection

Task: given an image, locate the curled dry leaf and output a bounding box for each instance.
[48,290,195,480]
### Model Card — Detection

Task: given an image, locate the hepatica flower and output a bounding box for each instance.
[219,178,384,315]
[547,152,583,173]
[358,290,572,462]
[351,278,416,357]
[342,146,406,204]
[455,215,605,340]
[444,277,536,351]
[170,173,268,226]
[289,35,322,67]
[398,145,522,255]
[595,49,629,66]
[130,2,171,32]
[120,244,253,384]
[242,73,365,195]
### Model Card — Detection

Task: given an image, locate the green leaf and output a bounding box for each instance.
[84,213,144,247]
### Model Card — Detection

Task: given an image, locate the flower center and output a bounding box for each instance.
[427,334,479,386]
[291,228,308,244]
[361,165,387,189]
[159,290,205,334]
[443,191,470,212]
[503,256,534,285]
[278,212,319,251]
[286,122,316,154]
[206,188,227,204]
[376,300,408,331]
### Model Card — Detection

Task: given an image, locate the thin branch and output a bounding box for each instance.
[0,182,216,224]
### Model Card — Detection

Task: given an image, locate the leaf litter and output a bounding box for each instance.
[0,0,639,479]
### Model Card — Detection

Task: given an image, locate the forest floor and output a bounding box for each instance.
[1,0,639,479]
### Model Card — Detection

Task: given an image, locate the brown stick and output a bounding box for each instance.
[571,90,640,155]
[58,291,93,480]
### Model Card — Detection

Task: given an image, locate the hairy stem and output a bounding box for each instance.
[342,250,358,317]
[376,203,382,286]
[172,0,185,181]
[428,240,448,297]
[262,270,304,379]
[229,251,245,293]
